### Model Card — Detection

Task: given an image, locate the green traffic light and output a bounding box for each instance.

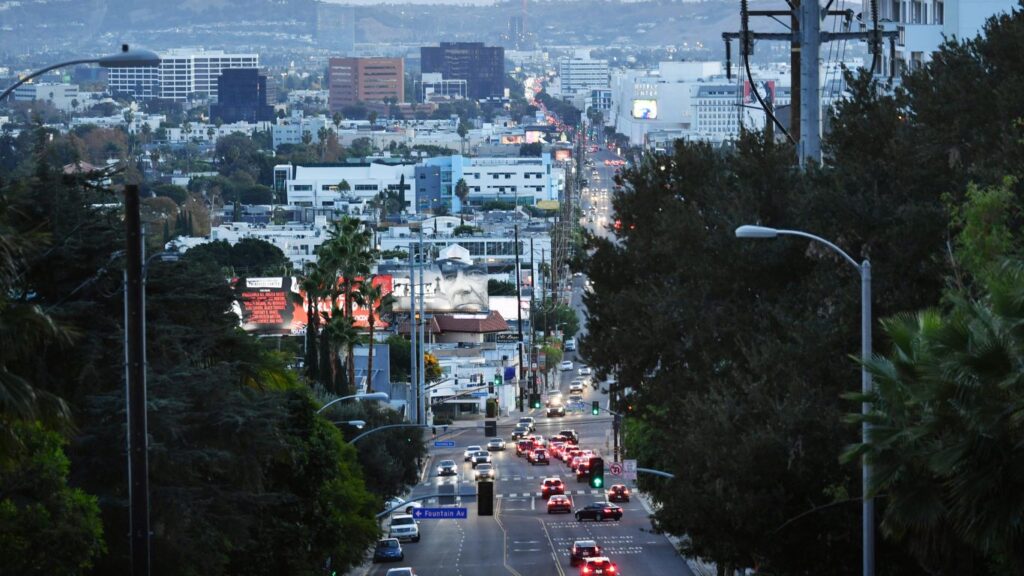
[591,476,603,488]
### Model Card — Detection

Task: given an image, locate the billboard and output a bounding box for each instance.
[552,148,572,161]
[234,275,393,335]
[392,265,489,313]
[500,134,524,144]
[631,99,658,120]
[743,80,776,105]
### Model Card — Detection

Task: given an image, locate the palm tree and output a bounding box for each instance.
[292,263,333,384]
[455,178,470,213]
[321,307,360,395]
[321,217,374,393]
[355,277,396,393]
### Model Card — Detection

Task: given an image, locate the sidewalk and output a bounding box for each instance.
[633,489,717,576]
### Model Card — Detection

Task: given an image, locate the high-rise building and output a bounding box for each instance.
[209,69,274,123]
[557,57,610,96]
[107,49,259,101]
[328,57,405,113]
[420,42,505,100]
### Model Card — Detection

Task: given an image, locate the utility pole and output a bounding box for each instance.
[514,225,525,411]
[418,232,426,427]
[722,1,896,168]
[124,184,151,576]
[529,237,536,402]
[409,245,418,424]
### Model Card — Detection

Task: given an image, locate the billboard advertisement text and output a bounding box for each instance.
[234,275,393,335]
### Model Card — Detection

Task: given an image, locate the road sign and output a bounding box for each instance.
[623,459,637,481]
[471,391,489,398]
[609,462,623,476]
[412,507,468,520]
[434,440,455,448]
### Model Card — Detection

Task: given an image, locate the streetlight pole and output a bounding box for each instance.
[735,224,873,576]
[0,45,160,102]
[315,391,390,415]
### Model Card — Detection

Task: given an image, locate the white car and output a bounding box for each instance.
[388,514,420,543]
[436,459,458,476]
[474,463,496,481]
[464,445,483,461]
[578,366,593,376]
[487,438,506,451]
[569,381,585,394]
[386,568,416,576]
[559,360,574,371]
[384,497,423,515]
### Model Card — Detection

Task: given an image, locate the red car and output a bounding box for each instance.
[547,494,573,514]
[541,477,565,499]
[580,557,618,575]
[606,484,630,503]
[516,440,533,456]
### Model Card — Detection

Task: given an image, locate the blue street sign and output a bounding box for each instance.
[471,391,489,398]
[412,507,468,520]
[434,440,455,448]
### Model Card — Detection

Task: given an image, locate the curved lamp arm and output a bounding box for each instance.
[776,229,861,270]
[0,59,99,102]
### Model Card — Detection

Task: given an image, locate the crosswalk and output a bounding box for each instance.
[497,489,603,498]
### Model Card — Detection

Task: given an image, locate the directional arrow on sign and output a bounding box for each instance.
[609,462,623,475]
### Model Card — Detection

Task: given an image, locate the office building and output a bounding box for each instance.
[869,0,1014,74]
[209,69,274,123]
[12,82,79,111]
[421,42,505,100]
[415,73,468,102]
[107,49,259,101]
[328,57,405,112]
[557,57,610,96]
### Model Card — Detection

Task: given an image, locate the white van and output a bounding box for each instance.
[564,338,577,352]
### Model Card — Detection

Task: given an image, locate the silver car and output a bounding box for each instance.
[436,459,457,476]
[487,438,506,451]
[474,463,495,481]
[463,445,482,461]
[470,450,491,468]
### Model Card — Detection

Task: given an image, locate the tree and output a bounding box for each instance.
[457,120,469,154]
[533,300,579,338]
[355,277,396,393]
[519,142,543,157]
[350,137,373,158]
[455,178,470,213]
[0,422,105,575]
[488,279,518,296]
[386,334,411,383]
[337,179,351,195]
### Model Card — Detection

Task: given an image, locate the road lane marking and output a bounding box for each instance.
[493,495,525,576]
[534,517,566,576]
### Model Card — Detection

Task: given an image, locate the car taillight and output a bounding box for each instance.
[604,508,613,513]
[582,567,590,574]
[608,566,616,573]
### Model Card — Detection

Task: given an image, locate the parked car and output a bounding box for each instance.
[384,497,423,516]
[436,460,458,477]
[388,514,421,542]
[373,538,404,563]
[574,502,623,522]
[487,438,506,451]
[474,463,496,481]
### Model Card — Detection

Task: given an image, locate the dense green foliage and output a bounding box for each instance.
[580,8,1024,575]
[532,300,580,339]
[488,279,518,296]
[186,237,291,276]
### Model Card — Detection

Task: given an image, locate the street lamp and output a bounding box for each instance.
[735,224,873,576]
[332,420,366,430]
[316,391,390,415]
[0,44,160,102]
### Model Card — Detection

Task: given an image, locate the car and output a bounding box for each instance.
[576,463,590,481]
[564,338,577,352]
[515,439,533,456]
[436,459,458,476]
[541,477,565,498]
[518,417,536,432]
[578,366,593,376]
[580,557,619,575]
[570,540,604,566]
[528,449,550,465]
[511,425,530,440]
[571,455,588,472]
[388,514,421,542]
[606,484,630,502]
[532,434,546,446]
[487,438,506,451]
[574,502,623,522]
[471,450,492,467]
[464,445,483,461]
[569,381,585,394]
[385,569,416,576]
[559,430,579,444]
[559,360,574,371]
[474,463,495,481]
[547,494,573,514]
[384,497,423,515]
[545,392,564,407]
[547,405,566,417]
[373,538,405,563]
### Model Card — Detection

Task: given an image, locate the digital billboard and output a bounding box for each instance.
[631,99,658,120]
[553,148,572,161]
[743,80,776,105]
[234,275,393,335]
[392,265,489,313]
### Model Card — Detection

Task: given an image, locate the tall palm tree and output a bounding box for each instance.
[322,217,374,393]
[355,277,396,393]
[292,262,333,384]
[321,308,360,395]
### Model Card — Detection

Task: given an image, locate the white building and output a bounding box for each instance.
[12,82,79,111]
[871,0,1015,74]
[107,48,259,102]
[557,57,610,97]
[274,161,417,217]
[170,216,332,269]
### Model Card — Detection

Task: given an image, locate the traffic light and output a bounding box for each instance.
[494,373,503,387]
[489,381,495,394]
[589,457,605,489]
[530,393,542,409]
[478,480,494,516]
[591,400,600,416]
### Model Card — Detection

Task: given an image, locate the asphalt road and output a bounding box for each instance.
[369,284,692,576]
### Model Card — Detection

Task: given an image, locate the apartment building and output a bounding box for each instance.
[107,49,259,101]
[557,57,610,96]
[328,57,404,112]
